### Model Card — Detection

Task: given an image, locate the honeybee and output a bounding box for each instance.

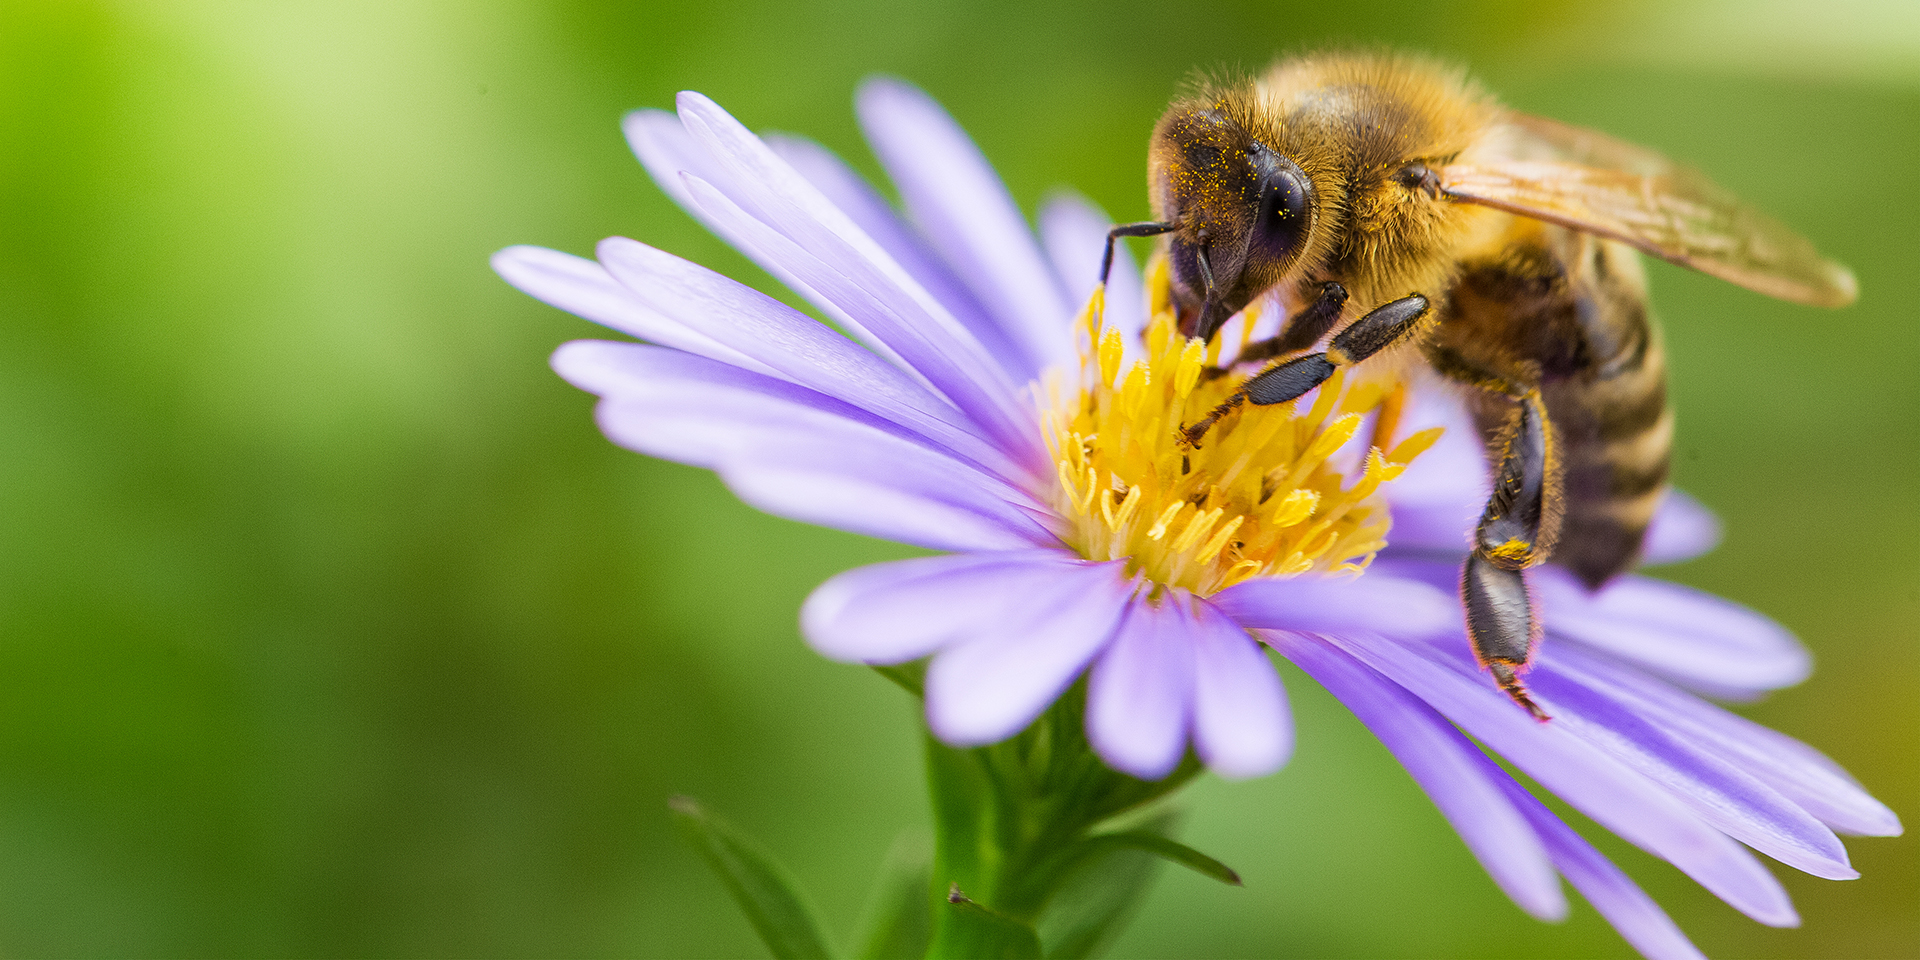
[1101,51,1856,717]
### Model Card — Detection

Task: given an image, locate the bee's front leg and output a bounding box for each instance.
[1181,292,1431,446]
[1233,280,1348,367]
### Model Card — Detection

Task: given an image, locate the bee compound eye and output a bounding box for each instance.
[1252,157,1311,257]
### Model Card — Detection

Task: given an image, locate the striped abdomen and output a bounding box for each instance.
[1439,225,1672,587]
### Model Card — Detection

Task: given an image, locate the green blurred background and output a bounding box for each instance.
[0,0,1913,956]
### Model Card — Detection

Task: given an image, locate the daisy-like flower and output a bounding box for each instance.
[495,79,1898,958]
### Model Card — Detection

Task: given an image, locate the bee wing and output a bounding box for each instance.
[1439,130,1857,307]
[1502,112,1677,175]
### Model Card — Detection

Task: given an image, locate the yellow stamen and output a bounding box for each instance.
[1098,324,1124,387]
[1169,507,1223,553]
[1113,484,1144,529]
[1269,489,1318,528]
[1195,515,1245,563]
[1173,338,1205,398]
[1146,501,1186,541]
[1042,274,1439,594]
[1388,426,1446,465]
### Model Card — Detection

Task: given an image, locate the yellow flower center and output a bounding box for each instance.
[1040,256,1441,596]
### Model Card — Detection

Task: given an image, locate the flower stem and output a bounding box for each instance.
[916,679,1204,957]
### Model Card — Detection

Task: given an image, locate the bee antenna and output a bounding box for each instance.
[1101,221,1175,286]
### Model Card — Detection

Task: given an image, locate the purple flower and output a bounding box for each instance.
[494,78,1899,959]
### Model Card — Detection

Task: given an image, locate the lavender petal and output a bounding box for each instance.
[1547,643,1902,838]
[591,236,1028,484]
[587,388,1050,547]
[764,132,1022,376]
[802,551,1087,664]
[675,170,1044,469]
[1493,777,1709,960]
[1187,599,1291,779]
[629,99,1035,458]
[924,563,1134,745]
[1210,573,1458,639]
[493,246,771,374]
[1534,565,1811,695]
[1319,631,1799,926]
[856,77,1075,373]
[1270,631,1566,920]
[718,459,1047,554]
[672,95,1038,458]
[555,340,1038,511]
[625,107,931,372]
[1086,596,1195,780]
[1641,489,1723,566]
[1527,666,1858,880]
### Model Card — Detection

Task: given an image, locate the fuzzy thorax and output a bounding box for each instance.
[1042,259,1440,596]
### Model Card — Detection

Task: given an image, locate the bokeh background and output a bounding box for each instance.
[1,0,1914,956]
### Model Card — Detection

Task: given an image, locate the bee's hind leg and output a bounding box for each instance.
[1181,292,1431,446]
[1431,346,1563,721]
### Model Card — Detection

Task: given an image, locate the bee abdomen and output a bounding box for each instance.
[1549,319,1672,588]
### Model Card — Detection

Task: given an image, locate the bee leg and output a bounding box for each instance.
[1463,385,1562,721]
[1463,554,1548,721]
[1181,293,1431,447]
[1100,221,1175,286]
[1236,281,1349,367]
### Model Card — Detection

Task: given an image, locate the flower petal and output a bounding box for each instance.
[1546,644,1902,838]
[1210,573,1458,639]
[625,107,931,369]
[856,77,1074,373]
[671,95,1038,458]
[624,108,725,230]
[718,460,1046,554]
[1187,599,1291,779]
[1270,631,1566,921]
[1534,565,1811,696]
[590,236,1027,484]
[555,340,1035,507]
[1037,190,1147,355]
[493,245,772,374]
[763,132,1023,376]
[1086,596,1195,780]
[1492,777,1708,960]
[627,100,1037,460]
[1527,666,1857,880]
[1382,388,1490,554]
[1641,489,1723,566]
[674,170,1045,468]
[802,551,1083,664]
[924,563,1133,746]
[577,366,1054,553]
[1319,631,1799,926]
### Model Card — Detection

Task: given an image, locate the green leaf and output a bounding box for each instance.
[854,832,932,960]
[929,885,1043,960]
[668,795,836,960]
[1034,835,1161,960]
[1078,831,1242,886]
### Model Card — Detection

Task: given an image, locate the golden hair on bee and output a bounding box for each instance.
[1103,48,1856,718]
[1149,51,1508,337]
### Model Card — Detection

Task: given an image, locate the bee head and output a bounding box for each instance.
[1150,106,1314,341]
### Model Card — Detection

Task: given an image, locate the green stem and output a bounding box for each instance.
[918,678,1204,956]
